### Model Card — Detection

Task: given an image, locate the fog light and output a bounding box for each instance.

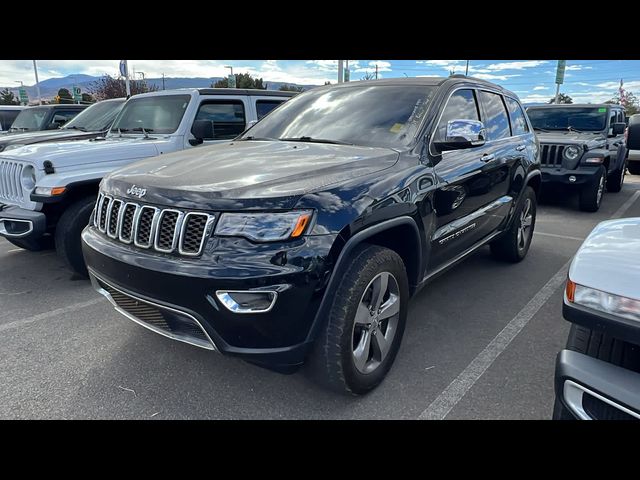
[216,290,277,314]
[569,175,577,183]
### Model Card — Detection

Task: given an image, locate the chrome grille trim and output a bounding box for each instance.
[94,195,215,257]
[0,160,25,204]
[154,209,185,253]
[178,213,216,257]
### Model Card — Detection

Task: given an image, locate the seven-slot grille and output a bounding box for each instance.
[540,144,566,167]
[94,193,214,256]
[0,160,26,203]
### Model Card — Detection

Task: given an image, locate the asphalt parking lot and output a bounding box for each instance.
[2,176,640,419]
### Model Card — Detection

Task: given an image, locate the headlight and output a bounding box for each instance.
[21,165,36,190]
[34,186,67,196]
[563,145,582,161]
[215,210,313,242]
[3,144,24,152]
[566,279,640,322]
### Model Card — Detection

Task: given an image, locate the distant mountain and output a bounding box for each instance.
[1,74,320,102]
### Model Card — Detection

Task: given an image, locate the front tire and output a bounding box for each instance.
[309,244,409,395]
[606,163,625,193]
[55,196,96,277]
[490,186,536,263]
[579,166,605,212]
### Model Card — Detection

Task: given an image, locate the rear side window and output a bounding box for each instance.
[504,97,529,135]
[478,91,511,140]
[434,89,480,142]
[0,110,20,130]
[256,100,284,120]
[195,101,246,140]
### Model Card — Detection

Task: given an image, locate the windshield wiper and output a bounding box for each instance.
[567,126,586,133]
[279,136,353,145]
[533,127,551,133]
[239,136,280,141]
[64,126,87,131]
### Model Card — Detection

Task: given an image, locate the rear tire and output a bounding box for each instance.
[628,163,640,175]
[55,196,96,277]
[606,163,625,193]
[7,235,54,252]
[579,166,605,212]
[490,186,536,263]
[308,244,409,395]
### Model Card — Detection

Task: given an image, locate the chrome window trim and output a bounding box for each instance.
[154,208,185,253]
[178,213,216,257]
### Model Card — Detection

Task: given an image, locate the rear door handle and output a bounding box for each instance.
[516,145,526,152]
[481,154,495,162]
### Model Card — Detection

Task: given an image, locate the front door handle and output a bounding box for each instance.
[481,154,495,162]
[516,145,526,152]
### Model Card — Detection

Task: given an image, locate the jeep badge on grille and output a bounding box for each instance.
[126,185,147,199]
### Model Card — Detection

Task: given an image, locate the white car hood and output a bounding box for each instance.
[0,136,171,170]
[569,217,640,300]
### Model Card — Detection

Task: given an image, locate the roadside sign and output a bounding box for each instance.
[555,60,566,85]
[73,86,82,102]
[344,68,350,82]
[18,88,28,104]
[119,60,127,77]
[228,74,236,88]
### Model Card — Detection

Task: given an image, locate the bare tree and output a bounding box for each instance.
[89,75,158,100]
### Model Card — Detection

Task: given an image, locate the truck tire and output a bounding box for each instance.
[606,163,625,193]
[490,186,536,263]
[55,196,96,277]
[553,324,640,419]
[7,235,54,252]
[628,163,640,175]
[308,244,409,395]
[579,166,605,212]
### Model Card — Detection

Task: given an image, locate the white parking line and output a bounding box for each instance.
[0,298,105,334]
[534,232,584,242]
[418,188,640,420]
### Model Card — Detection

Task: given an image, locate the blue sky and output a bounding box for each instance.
[2,59,639,103]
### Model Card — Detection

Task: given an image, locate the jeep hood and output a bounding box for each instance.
[536,131,605,149]
[0,136,171,170]
[0,129,100,149]
[104,140,399,210]
[569,218,640,301]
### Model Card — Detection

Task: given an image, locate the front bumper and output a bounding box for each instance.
[82,226,338,370]
[555,350,640,420]
[540,166,602,187]
[0,204,46,239]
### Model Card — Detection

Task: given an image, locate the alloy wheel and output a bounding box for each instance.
[517,198,533,252]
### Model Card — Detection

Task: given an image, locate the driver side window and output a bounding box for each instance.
[434,90,480,143]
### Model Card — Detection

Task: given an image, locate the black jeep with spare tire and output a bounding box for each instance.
[82,76,541,394]
[526,103,627,212]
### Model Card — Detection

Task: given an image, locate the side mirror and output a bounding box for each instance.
[190,119,214,145]
[612,122,626,136]
[627,115,640,150]
[433,119,486,152]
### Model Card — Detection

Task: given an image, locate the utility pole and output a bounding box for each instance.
[162,73,165,90]
[554,60,566,105]
[338,60,344,83]
[465,60,469,76]
[120,60,131,98]
[225,65,235,88]
[375,63,378,80]
[33,60,42,104]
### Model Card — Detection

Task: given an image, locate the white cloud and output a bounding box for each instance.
[533,85,548,91]
[485,61,548,71]
[566,65,592,71]
[472,73,521,81]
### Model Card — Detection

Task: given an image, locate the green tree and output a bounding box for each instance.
[58,88,74,104]
[278,84,304,92]
[88,75,158,100]
[548,93,573,104]
[212,73,266,89]
[81,92,95,103]
[0,88,19,105]
[606,91,639,115]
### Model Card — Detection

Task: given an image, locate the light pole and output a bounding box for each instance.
[465,60,469,76]
[225,65,234,87]
[33,60,42,104]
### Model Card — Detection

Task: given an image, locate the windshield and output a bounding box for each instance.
[9,108,49,132]
[527,107,607,132]
[242,85,435,148]
[64,100,125,132]
[110,94,190,134]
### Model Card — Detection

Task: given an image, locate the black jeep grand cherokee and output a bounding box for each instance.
[82,77,541,394]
